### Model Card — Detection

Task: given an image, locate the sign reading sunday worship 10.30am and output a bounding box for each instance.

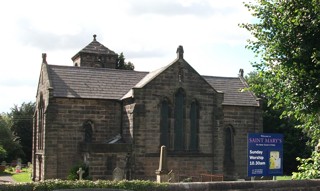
[247,133,283,177]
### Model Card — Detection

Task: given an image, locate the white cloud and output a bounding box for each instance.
[0,0,255,113]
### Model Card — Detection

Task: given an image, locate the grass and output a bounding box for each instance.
[276,176,292,180]
[12,171,32,182]
[0,166,32,183]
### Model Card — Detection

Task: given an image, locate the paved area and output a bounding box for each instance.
[0,175,15,183]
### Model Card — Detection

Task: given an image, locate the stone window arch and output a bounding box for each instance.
[189,99,199,151]
[160,97,170,147]
[224,125,235,162]
[174,88,186,151]
[83,120,94,143]
[37,93,45,150]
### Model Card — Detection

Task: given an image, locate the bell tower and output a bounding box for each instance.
[71,35,118,68]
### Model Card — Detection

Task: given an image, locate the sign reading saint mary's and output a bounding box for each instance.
[247,133,283,177]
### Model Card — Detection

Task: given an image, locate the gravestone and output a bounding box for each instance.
[155,145,169,183]
[77,167,85,180]
[16,158,22,173]
[17,158,22,165]
[16,164,21,173]
[113,167,124,181]
[1,161,6,166]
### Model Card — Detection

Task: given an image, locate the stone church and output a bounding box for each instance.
[32,35,262,181]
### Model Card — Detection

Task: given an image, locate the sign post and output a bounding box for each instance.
[248,133,283,177]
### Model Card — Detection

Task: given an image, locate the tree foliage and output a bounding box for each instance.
[8,102,35,163]
[246,71,311,174]
[292,151,320,179]
[116,52,135,70]
[241,0,320,178]
[0,145,7,161]
[0,114,24,162]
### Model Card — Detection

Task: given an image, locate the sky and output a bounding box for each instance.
[0,0,256,113]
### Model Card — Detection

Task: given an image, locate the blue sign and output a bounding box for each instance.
[248,133,283,176]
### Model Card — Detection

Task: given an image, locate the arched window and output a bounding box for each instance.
[174,88,185,151]
[224,125,235,162]
[83,120,94,143]
[160,98,169,147]
[189,99,199,151]
[37,95,45,150]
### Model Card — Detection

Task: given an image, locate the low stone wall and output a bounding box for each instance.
[54,189,132,191]
[168,180,320,191]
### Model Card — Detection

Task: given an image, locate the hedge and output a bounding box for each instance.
[0,179,168,191]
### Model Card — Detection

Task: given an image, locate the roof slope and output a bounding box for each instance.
[47,65,147,99]
[79,40,117,55]
[203,76,259,106]
[71,35,117,60]
[46,64,259,106]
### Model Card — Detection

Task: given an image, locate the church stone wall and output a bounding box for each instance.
[122,99,135,144]
[87,152,128,180]
[130,60,224,180]
[78,53,117,68]
[222,105,263,180]
[44,98,122,179]
[167,180,320,191]
[33,63,52,181]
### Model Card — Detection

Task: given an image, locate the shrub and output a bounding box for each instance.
[67,163,89,180]
[0,179,168,191]
[292,151,320,180]
[0,182,34,191]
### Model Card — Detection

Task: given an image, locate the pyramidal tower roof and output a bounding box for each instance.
[72,34,117,61]
[71,34,118,68]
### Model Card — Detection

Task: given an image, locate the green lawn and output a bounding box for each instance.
[276,176,292,180]
[12,171,32,182]
[0,167,32,183]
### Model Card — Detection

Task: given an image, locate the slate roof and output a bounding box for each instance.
[46,64,259,107]
[47,65,147,100]
[203,76,259,106]
[71,35,117,60]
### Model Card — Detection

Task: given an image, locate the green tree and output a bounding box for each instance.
[241,0,320,178]
[0,114,24,162]
[0,145,7,162]
[246,71,311,174]
[116,52,135,70]
[8,102,35,163]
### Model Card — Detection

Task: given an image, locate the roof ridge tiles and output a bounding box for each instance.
[48,64,149,74]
